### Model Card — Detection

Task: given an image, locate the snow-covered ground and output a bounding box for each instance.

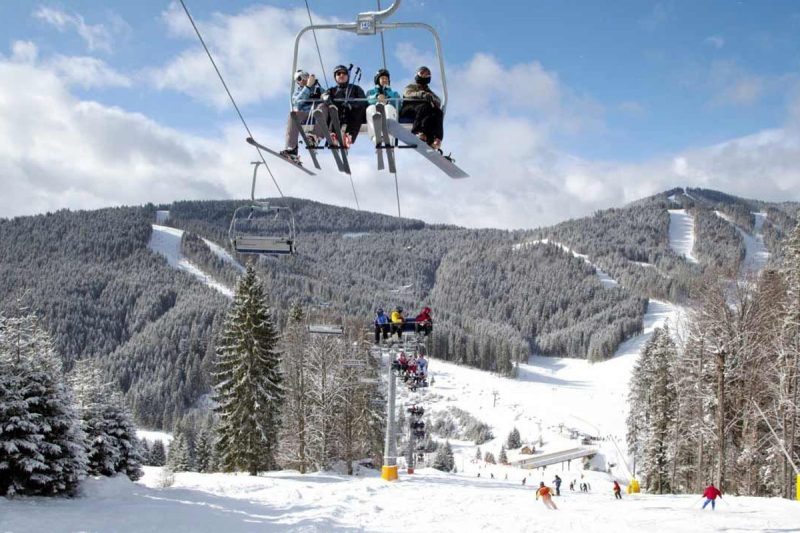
[513,239,618,288]
[148,224,234,298]
[668,210,698,263]
[202,237,246,274]
[136,429,174,446]
[714,211,770,277]
[6,297,797,532]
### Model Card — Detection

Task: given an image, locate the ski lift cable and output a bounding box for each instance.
[377,0,388,70]
[303,0,330,88]
[179,0,285,198]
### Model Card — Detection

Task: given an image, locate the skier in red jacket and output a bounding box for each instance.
[702,483,722,510]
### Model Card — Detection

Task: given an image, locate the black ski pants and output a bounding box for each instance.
[375,323,390,343]
[401,103,444,144]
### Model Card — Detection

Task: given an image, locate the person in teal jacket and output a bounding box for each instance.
[366,69,401,145]
[366,69,401,107]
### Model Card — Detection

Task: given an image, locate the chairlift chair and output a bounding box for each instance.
[228,162,297,256]
[290,0,468,179]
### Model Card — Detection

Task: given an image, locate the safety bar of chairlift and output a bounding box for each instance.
[291,22,448,114]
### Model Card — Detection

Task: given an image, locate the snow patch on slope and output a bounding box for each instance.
[513,239,618,287]
[148,225,234,298]
[714,211,770,277]
[201,238,245,274]
[667,210,698,263]
[136,430,174,446]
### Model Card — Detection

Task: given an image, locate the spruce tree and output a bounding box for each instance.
[484,451,496,464]
[195,429,214,473]
[150,440,167,467]
[167,433,192,472]
[507,427,522,449]
[433,440,455,472]
[213,266,284,475]
[69,359,143,480]
[0,313,87,496]
[499,445,508,465]
[475,447,482,461]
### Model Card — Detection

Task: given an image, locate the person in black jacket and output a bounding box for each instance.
[400,65,444,150]
[323,64,367,147]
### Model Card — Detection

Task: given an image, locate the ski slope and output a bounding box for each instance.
[136,430,174,447]
[148,224,234,298]
[667,210,698,263]
[714,211,770,277]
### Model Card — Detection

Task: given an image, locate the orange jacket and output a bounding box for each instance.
[536,486,552,498]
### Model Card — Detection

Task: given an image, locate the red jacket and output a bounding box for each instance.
[703,485,722,500]
[416,307,432,323]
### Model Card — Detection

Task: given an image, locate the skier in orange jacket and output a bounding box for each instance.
[536,482,558,510]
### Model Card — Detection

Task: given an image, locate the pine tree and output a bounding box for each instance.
[475,447,482,461]
[484,451,496,464]
[167,433,192,472]
[213,266,284,475]
[195,429,214,473]
[150,440,167,467]
[433,440,455,472]
[499,445,508,465]
[0,313,87,496]
[507,427,522,449]
[69,359,143,481]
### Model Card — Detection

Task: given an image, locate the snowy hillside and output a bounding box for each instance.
[148,224,234,298]
[513,238,619,287]
[714,210,770,277]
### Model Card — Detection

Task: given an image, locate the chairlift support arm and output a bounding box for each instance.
[290,0,448,114]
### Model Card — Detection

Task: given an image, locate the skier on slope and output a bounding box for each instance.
[536,482,558,510]
[552,475,562,496]
[613,480,622,500]
[701,483,722,510]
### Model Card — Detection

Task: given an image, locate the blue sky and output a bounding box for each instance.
[1,1,799,228]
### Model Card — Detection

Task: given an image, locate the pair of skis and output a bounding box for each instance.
[311,103,351,175]
[372,103,396,173]
[245,102,351,175]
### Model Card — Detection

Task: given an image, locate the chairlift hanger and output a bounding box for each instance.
[228,161,297,256]
[291,0,468,179]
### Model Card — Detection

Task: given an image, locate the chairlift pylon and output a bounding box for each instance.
[228,161,297,256]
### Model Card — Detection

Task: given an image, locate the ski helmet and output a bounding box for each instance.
[396,306,403,312]
[333,64,349,76]
[294,69,309,82]
[415,66,431,86]
[374,68,390,85]
[376,307,384,314]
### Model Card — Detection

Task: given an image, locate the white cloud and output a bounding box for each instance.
[47,55,131,89]
[11,41,38,63]
[33,6,115,53]
[705,35,725,49]
[2,8,799,230]
[150,3,346,108]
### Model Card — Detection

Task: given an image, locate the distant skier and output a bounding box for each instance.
[553,475,562,496]
[374,308,390,343]
[701,483,722,510]
[613,480,622,500]
[522,477,526,486]
[536,482,558,510]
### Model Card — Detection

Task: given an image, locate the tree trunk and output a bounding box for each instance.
[716,348,726,489]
